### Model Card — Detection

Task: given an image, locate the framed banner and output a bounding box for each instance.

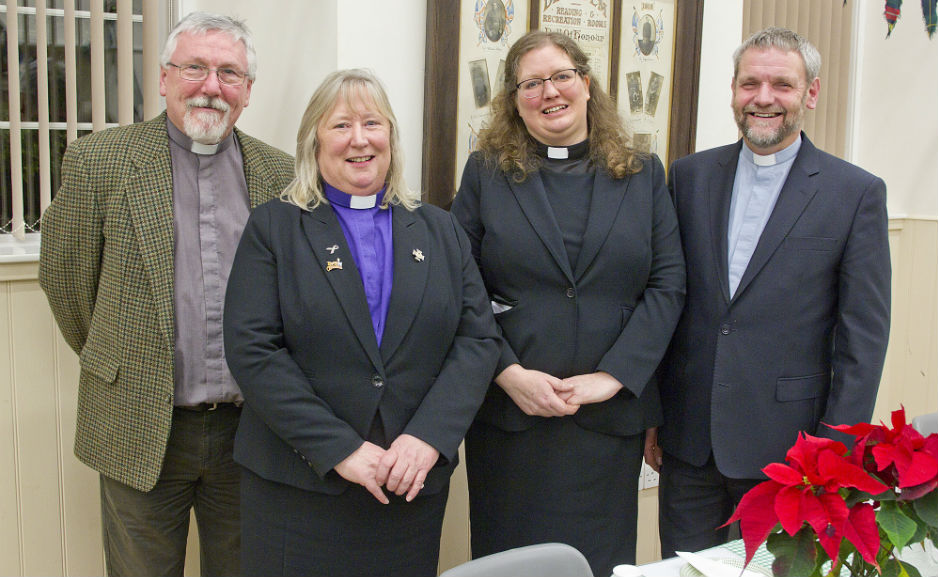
[422,0,703,208]
[531,0,617,94]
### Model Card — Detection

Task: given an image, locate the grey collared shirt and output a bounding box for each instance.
[167,119,250,406]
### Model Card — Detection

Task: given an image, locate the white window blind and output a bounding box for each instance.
[1,0,162,239]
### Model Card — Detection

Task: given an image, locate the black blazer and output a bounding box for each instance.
[451,152,685,437]
[658,135,891,479]
[224,198,500,495]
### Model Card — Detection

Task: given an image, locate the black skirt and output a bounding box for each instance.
[241,467,449,577]
[465,417,643,577]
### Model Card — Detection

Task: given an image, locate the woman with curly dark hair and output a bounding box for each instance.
[451,30,685,576]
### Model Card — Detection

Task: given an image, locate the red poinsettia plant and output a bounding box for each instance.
[727,407,938,576]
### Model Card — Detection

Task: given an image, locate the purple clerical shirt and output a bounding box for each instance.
[323,183,393,345]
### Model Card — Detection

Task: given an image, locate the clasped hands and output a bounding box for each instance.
[496,364,624,417]
[333,433,439,504]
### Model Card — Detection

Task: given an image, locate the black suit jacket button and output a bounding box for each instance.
[565,287,575,298]
[720,324,731,335]
[372,376,384,388]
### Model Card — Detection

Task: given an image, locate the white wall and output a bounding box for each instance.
[851,3,938,219]
[177,0,426,193]
[177,0,335,155]
[695,0,745,151]
[336,1,427,195]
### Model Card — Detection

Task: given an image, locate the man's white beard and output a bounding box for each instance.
[183,97,231,144]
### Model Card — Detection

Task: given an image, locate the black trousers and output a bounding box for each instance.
[657,451,762,559]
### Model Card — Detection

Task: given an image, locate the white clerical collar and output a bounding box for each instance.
[190,141,219,155]
[349,194,378,209]
[752,151,776,166]
[743,135,802,167]
[547,146,569,159]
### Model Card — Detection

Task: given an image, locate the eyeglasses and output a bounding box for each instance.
[515,68,580,99]
[167,62,247,86]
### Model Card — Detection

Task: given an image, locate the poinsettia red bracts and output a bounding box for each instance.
[725,433,889,567]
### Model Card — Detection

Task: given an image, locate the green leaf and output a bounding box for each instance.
[908,520,928,544]
[767,528,820,576]
[879,501,920,549]
[913,489,938,528]
[880,557,923,577]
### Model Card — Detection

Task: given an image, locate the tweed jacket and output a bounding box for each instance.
[39,113,295,492]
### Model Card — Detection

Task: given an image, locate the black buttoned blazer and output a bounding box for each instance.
[451,152,685,437]
[658,134,891,479]
[224,197,500,495]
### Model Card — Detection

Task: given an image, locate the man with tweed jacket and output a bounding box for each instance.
[39,12,294,576]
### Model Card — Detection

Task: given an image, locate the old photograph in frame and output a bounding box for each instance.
[455,1,531,194]
[422,0,531,207]
[617,0,676,161]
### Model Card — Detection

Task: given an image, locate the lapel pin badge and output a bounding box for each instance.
[412,248,425,262]
[326,258,343,271]
[326,244,339,254]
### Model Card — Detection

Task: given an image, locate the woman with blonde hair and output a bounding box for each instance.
[451,30,685,576]
[225,69,500,577]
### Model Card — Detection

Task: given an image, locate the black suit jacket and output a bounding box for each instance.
[451,152,685,437]
[224,198,500,495]
[658,135,891,479]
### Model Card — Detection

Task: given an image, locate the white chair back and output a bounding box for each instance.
[912,411,938,436]
[439,543,594,577]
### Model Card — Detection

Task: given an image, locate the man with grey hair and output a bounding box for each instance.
[648,26,890,557]
[39,11,294,575]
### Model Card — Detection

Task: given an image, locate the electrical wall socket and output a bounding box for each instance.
[643,462,660,489]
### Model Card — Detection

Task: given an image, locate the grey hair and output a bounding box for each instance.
[733,26,821,83]
[160,12,257,80]
[281,68,418,212]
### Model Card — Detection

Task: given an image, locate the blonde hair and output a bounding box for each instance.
[478,30,643,181]
[282,69,418,211]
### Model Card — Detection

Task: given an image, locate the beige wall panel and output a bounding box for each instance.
[10,280,65,575]
[875,219,938,424]
[0,282,24,574]
[878,222,905,421]
[438,445,470,573]
[184,509,201,576]
[897,220,937,417]
[636,487,660,564]
[54,329,105,576]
